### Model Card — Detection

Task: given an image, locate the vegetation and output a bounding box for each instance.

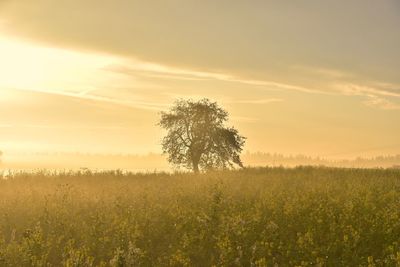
[0,167,399,266]
[159,99,246,172]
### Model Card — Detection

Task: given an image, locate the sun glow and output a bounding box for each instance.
[0,35,120,94]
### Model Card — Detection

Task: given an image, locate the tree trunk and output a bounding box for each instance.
[193,160,200,173]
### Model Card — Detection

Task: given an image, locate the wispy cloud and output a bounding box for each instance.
[363,95,400,110]
[75,89,98,96]
[292,65,350,79]
[333,82,400,110]
[8,88,169,111]
[334,83,400,98]
[104,63,325,94]
[230,98,283,104]
[105,62,400,111]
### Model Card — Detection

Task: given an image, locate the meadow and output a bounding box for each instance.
[0,167,399,266]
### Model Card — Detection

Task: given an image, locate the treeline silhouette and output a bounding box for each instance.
[244,152,400,168]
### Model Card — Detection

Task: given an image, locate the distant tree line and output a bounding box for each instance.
[244,152,400,168]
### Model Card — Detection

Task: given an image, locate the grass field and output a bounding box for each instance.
[0,167,399,266]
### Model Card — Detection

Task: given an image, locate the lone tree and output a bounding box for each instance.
[159,98,246,172]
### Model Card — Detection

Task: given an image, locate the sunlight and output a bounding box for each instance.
[0,88,13,99]
[0,35,119,94]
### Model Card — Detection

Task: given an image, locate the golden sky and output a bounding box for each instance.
[0,0,399,158]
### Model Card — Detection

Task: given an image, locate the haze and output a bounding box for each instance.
[1,0,400,161]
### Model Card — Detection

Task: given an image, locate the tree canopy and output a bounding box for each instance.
[159,98,246,172]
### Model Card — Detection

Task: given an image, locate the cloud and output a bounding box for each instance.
[1,0,399,87]
[363,95,400,110]
[105,62,400,111]
[104,63,324,94]
[103,63,230,82]
[230,99,283,104]
[76,89,98,96]
[334,83,400,98]
[332,82,400,110]
[292,65,350,79]
[8,88,169,111]
[1,0,400,112]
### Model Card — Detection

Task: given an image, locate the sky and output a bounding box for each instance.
[0,0,399,158]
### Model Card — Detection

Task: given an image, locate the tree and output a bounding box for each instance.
[159,98,246,172]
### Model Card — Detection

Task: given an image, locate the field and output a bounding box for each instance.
[0,167,399,266]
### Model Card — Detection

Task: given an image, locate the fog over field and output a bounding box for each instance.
[1,152,400,173]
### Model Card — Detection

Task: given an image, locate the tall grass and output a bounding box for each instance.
[0,167,399,266]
